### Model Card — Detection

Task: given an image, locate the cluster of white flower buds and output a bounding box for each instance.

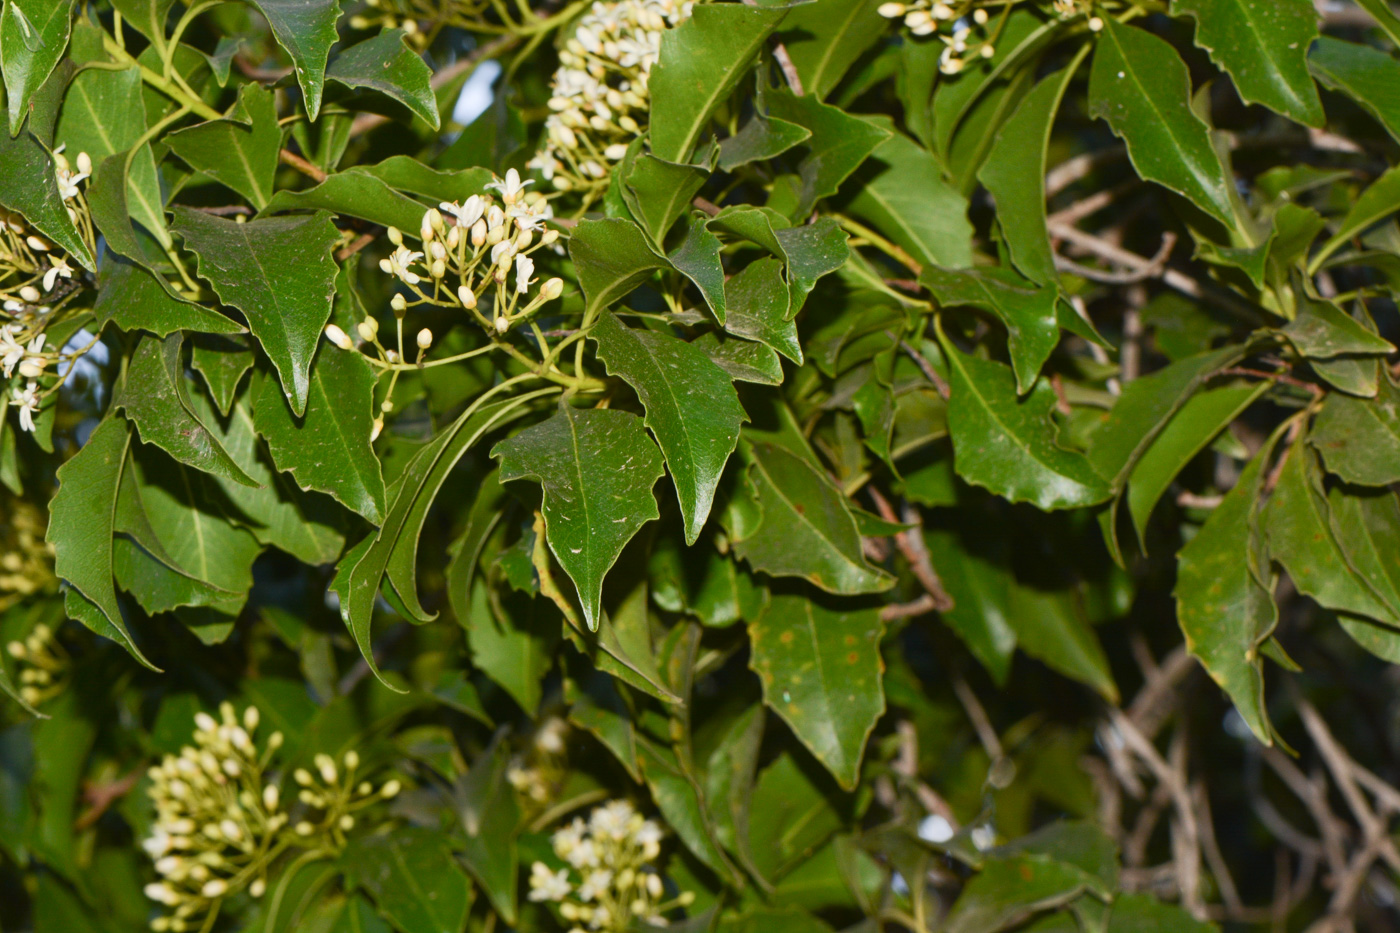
[289,749,401,847]
[528,799,693,932]
[877,1,1101,73]
[142,705,285,932]
[507,716,570,806]
[4,622,68,707]
[0,496,54,615]
[527,0,693,195]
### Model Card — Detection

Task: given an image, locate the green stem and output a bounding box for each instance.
[103,34,222,121]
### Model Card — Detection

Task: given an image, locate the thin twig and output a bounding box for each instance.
[952,676,1003,762]
[881,594,937,621]
[279,148,328,183]
[190,205,255,216]
[336,230,380,261]
[900,339,950,400]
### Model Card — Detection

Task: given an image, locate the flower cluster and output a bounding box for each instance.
[527,0,693,198]
[142,706,402,931]
[4,622,68,708]
[507,715,569,808]
[3,147,99,434]
[528,799,692,931]
[143,705,286,932]
[0,495,55,614]
[877,1,1101,73]
[324,171,564,432]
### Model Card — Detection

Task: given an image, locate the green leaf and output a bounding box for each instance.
[109,0,175,43]
[244,0,342,121]
[567,665,642,781]
[622,147,712,245]
[171,208,341,417]
[1311,375,1400,486]
[117,334,259,487]
[1087,345,1245,490]
[591,311,746,544]
[95,253,242,337]
[1106,893,1218,932]
[1266,442,1400,626]
[262,168,426,233]
[748,594,884,790]
[979,64,1078,286]
[86,147,167,275]
[732,441,892,594]
[455,742,520,924]
[1,0,75,135]
[668,217,727,321]
[648,2,787,162]
[0,80,93,269]
[327,28,439,129]
[54,63,168,247]
[942,347,1110,511]
[568,217,668,313]
[165,83,280,210]
[253,347,386,525]
[1310,165,1400,274]
[1354,0,1400,46]
[696,333,784,386]
[342,828,473,933]
[636,737,739,881]
[46,417,155,668]
[469,584,556,715]
[492,405,664,631]
[778,0,886,100]
[845,130,974,271]
[1325,486,1400,626]
[766,91,893,218]
[1172,0,1323,126]
[1282,293,1395,358]
[446,470,508,633]
[922,266,1059,394]
[718,115,810,172]
[723,257,800,363]
[1309,37,1400,144]
[944,854,1104,933]
[190,335,254,417]
[1088,18,1236,227]
[1126,382,1269,545]
[707,207,849,315]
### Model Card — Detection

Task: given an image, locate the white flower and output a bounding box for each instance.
[566,836,600,870]
[515,255,535,295]
[635,819,663,858]
[486,168,532,205]
[577,868,612,902]
[13,382,39,433]
[0,326,24,378]
[528,862,572,902]
[590,799,635,839]
[379,245,424,286]
[42,257,73,292]
[439,195,485,228]
[324,324,353,349]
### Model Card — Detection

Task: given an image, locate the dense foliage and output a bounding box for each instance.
[4,0,1400,930]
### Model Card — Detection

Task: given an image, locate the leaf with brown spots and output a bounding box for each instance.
[747,593,885,789]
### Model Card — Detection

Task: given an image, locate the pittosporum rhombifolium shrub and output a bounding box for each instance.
[3,0,1400,930]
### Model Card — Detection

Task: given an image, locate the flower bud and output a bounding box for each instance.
[381,779,402,798]
[18,359,45,378]
[25,236,48,251]
[471,219,488,246]
[76,151,92,175]
[370,418,384,442]
[316,753,337,784]
[430,259,446,279]
[249,878,266,898]
[357,322,378,344]
[387,226,403,246]
[495,315,509,334]
[457,285,477,309]
[294,769,313,786]
[390,293,408,314]
[1088,15,1104,31]
[516,228,533,250]
[540,229,559,246]
[416,328,432,350]
[202,880,227,898]
[18,285,39,303]
[445,225,461,249]
[295,821,315,836]
[541,277,564,301]
[263,784,279,810]
[339,814,355,830]
[268,731,284,749]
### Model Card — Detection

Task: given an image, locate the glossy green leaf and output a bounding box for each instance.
[94,254,242,338]
[1107,893,1218,931]
[1127,382,1269,544]
[1309,36,1400,143]
[46,417,154,668]
[648,3,787,162]
[1310,165,1400,274]
[668,218,727,321]
[944,854,1104,933]
[748,594,883,790]
[696,332,785,386]
[778,0,886,100]
[108,0,175,42]
[568,217,667,313]
[1267,442,1399,626]
[846,130,974,271]
[1088,18,1236,227]
[470,584,556,714]
[636,737,739,881]
[1311,375,1400,486]
[455,742,520,923]
[943,347,1110,511]
[1326,485,1400,624]
[492,405,664,631]
[622,147,712,245]
[723,257,800,363]
[979,64,1078,286]
[731,441,893,595]
[923,266,1059,393]
[253,347,386,525]
[262,168,426,233]
[244,0,341,121]
[342,828,473,933]
[1172,0,1323,126]
[1354,0,1400,45]
[165,83,280,210]
[718,115,810,172]
[327,28,439,129]
[117,333,258,487]
[1282,293,1395,358]
[592,311,745,544]
[190,335,254,417]
[171,207,341,417]
[707,207,849,315]
[1,0,75,135]
[767,91,893,218]
[86,147,166,275]
[54,63,168,247]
